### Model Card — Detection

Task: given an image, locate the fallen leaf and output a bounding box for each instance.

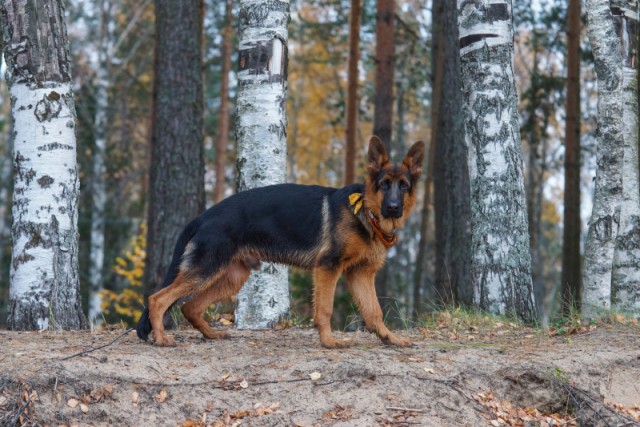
[309,372,322,381]
[67,398,79,408]
[131,391,140,405]
[240,380,249,389]
[80,403,89,414]
[219,318,233,326]
[423,368,435,374]
[155,389,168,403]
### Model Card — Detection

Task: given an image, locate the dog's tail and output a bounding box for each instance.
[136,218,200,340]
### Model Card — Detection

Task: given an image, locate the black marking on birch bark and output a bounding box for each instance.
[37,175,54,188]
[239,1,289,28]
[460,34,499,49]
[34,94,62,122]
[238,38,288,83]
[37,142,73,151]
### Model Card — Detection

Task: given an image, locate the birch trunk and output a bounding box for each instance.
[235,0,290,329]
[2,0,87,330]
[611,1,640,315]
[561,0,582,316]
[88,0,111,322]
[457,0,537,323]
[582,0,626,318]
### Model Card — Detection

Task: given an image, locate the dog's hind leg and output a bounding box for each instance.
[148,271,203,346]
[181,260,252,340]
[346,266,412,347]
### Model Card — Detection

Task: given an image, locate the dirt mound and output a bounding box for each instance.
[0,325,639,426]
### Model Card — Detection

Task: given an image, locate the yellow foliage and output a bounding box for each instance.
[101,224,147,323]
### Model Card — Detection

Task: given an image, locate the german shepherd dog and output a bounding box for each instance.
[137,136,425,348]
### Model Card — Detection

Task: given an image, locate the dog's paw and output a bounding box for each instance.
[201,329,229,340]
[382,334,412,347]
[151,330,176,347]
[320,337,351,349]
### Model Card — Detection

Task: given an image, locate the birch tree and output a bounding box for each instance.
[2,0,87,330]
[235,0,290,329]
[610,1,639,315]
[581,0,637,317]
[457,0,537,323]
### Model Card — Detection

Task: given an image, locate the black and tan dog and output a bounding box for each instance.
[137,136,425,348]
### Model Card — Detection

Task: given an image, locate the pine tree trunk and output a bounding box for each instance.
[214,0,233,204]
[373,0,395,154]
[373,0,395,307]
[344,0,362,185]
[235,0,291,329]
[88,0,111,322]
[561,0,582,316]
[457,0,537,323]
[2,0,87,330]
[434,0,471,307]
[582,0,626,317]
[145,1,205,298]
[611,1,639,315]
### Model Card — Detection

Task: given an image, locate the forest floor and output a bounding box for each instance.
[1,315,640,427]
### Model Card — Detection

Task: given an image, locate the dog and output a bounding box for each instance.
[136,136,425,348]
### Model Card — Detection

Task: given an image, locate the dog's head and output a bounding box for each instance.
[365,136,425,224]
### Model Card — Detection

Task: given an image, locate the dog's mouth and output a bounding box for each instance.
[381,210,403,219]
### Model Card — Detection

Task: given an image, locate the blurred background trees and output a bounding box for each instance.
[1,0,635,329]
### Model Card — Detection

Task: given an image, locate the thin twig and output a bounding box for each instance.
[59,328,133,361]
[386,406,428,413]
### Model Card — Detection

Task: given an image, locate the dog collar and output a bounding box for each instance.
[349,192,398,248]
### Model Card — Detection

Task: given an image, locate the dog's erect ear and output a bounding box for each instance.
[367,135,389,176]
[402,141,425,179]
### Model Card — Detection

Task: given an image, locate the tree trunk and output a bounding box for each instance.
[145,1,205,299]
[214,0,233,204]
[611,1,639,315]
[582,0,626,318]
[2,0,87,330]
[344,0,362,185]
[434,0,471,308]
[373,0,395,154]
[561,0,582,316]
[88,0,111,322]
[235,0,291,329]
[373,0,395,308]
[458,0,537,323]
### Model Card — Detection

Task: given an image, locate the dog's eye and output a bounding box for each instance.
[399,180,409,191]
[380,179,391,190]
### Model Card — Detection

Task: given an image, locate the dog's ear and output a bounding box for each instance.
[367,135,389,176]
[402,141,425,179]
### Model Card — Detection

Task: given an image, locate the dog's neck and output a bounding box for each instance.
[349,192,398,248]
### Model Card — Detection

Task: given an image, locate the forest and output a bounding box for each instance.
[1,0,640,426]
[1,0,638,332]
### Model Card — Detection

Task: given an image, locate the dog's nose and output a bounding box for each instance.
[388,201,400,212]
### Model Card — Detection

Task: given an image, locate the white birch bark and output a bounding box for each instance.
[88,0,111,322]
[582,0,626,318]
[457,0,537,323]
[611,1,640,315]
[3,0,86,330]
[235,0,291,329]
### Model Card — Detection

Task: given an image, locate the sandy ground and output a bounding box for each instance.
[0,323,639,426]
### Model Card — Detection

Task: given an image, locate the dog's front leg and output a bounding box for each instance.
[346,267,412,347]
[313,267,349,348]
